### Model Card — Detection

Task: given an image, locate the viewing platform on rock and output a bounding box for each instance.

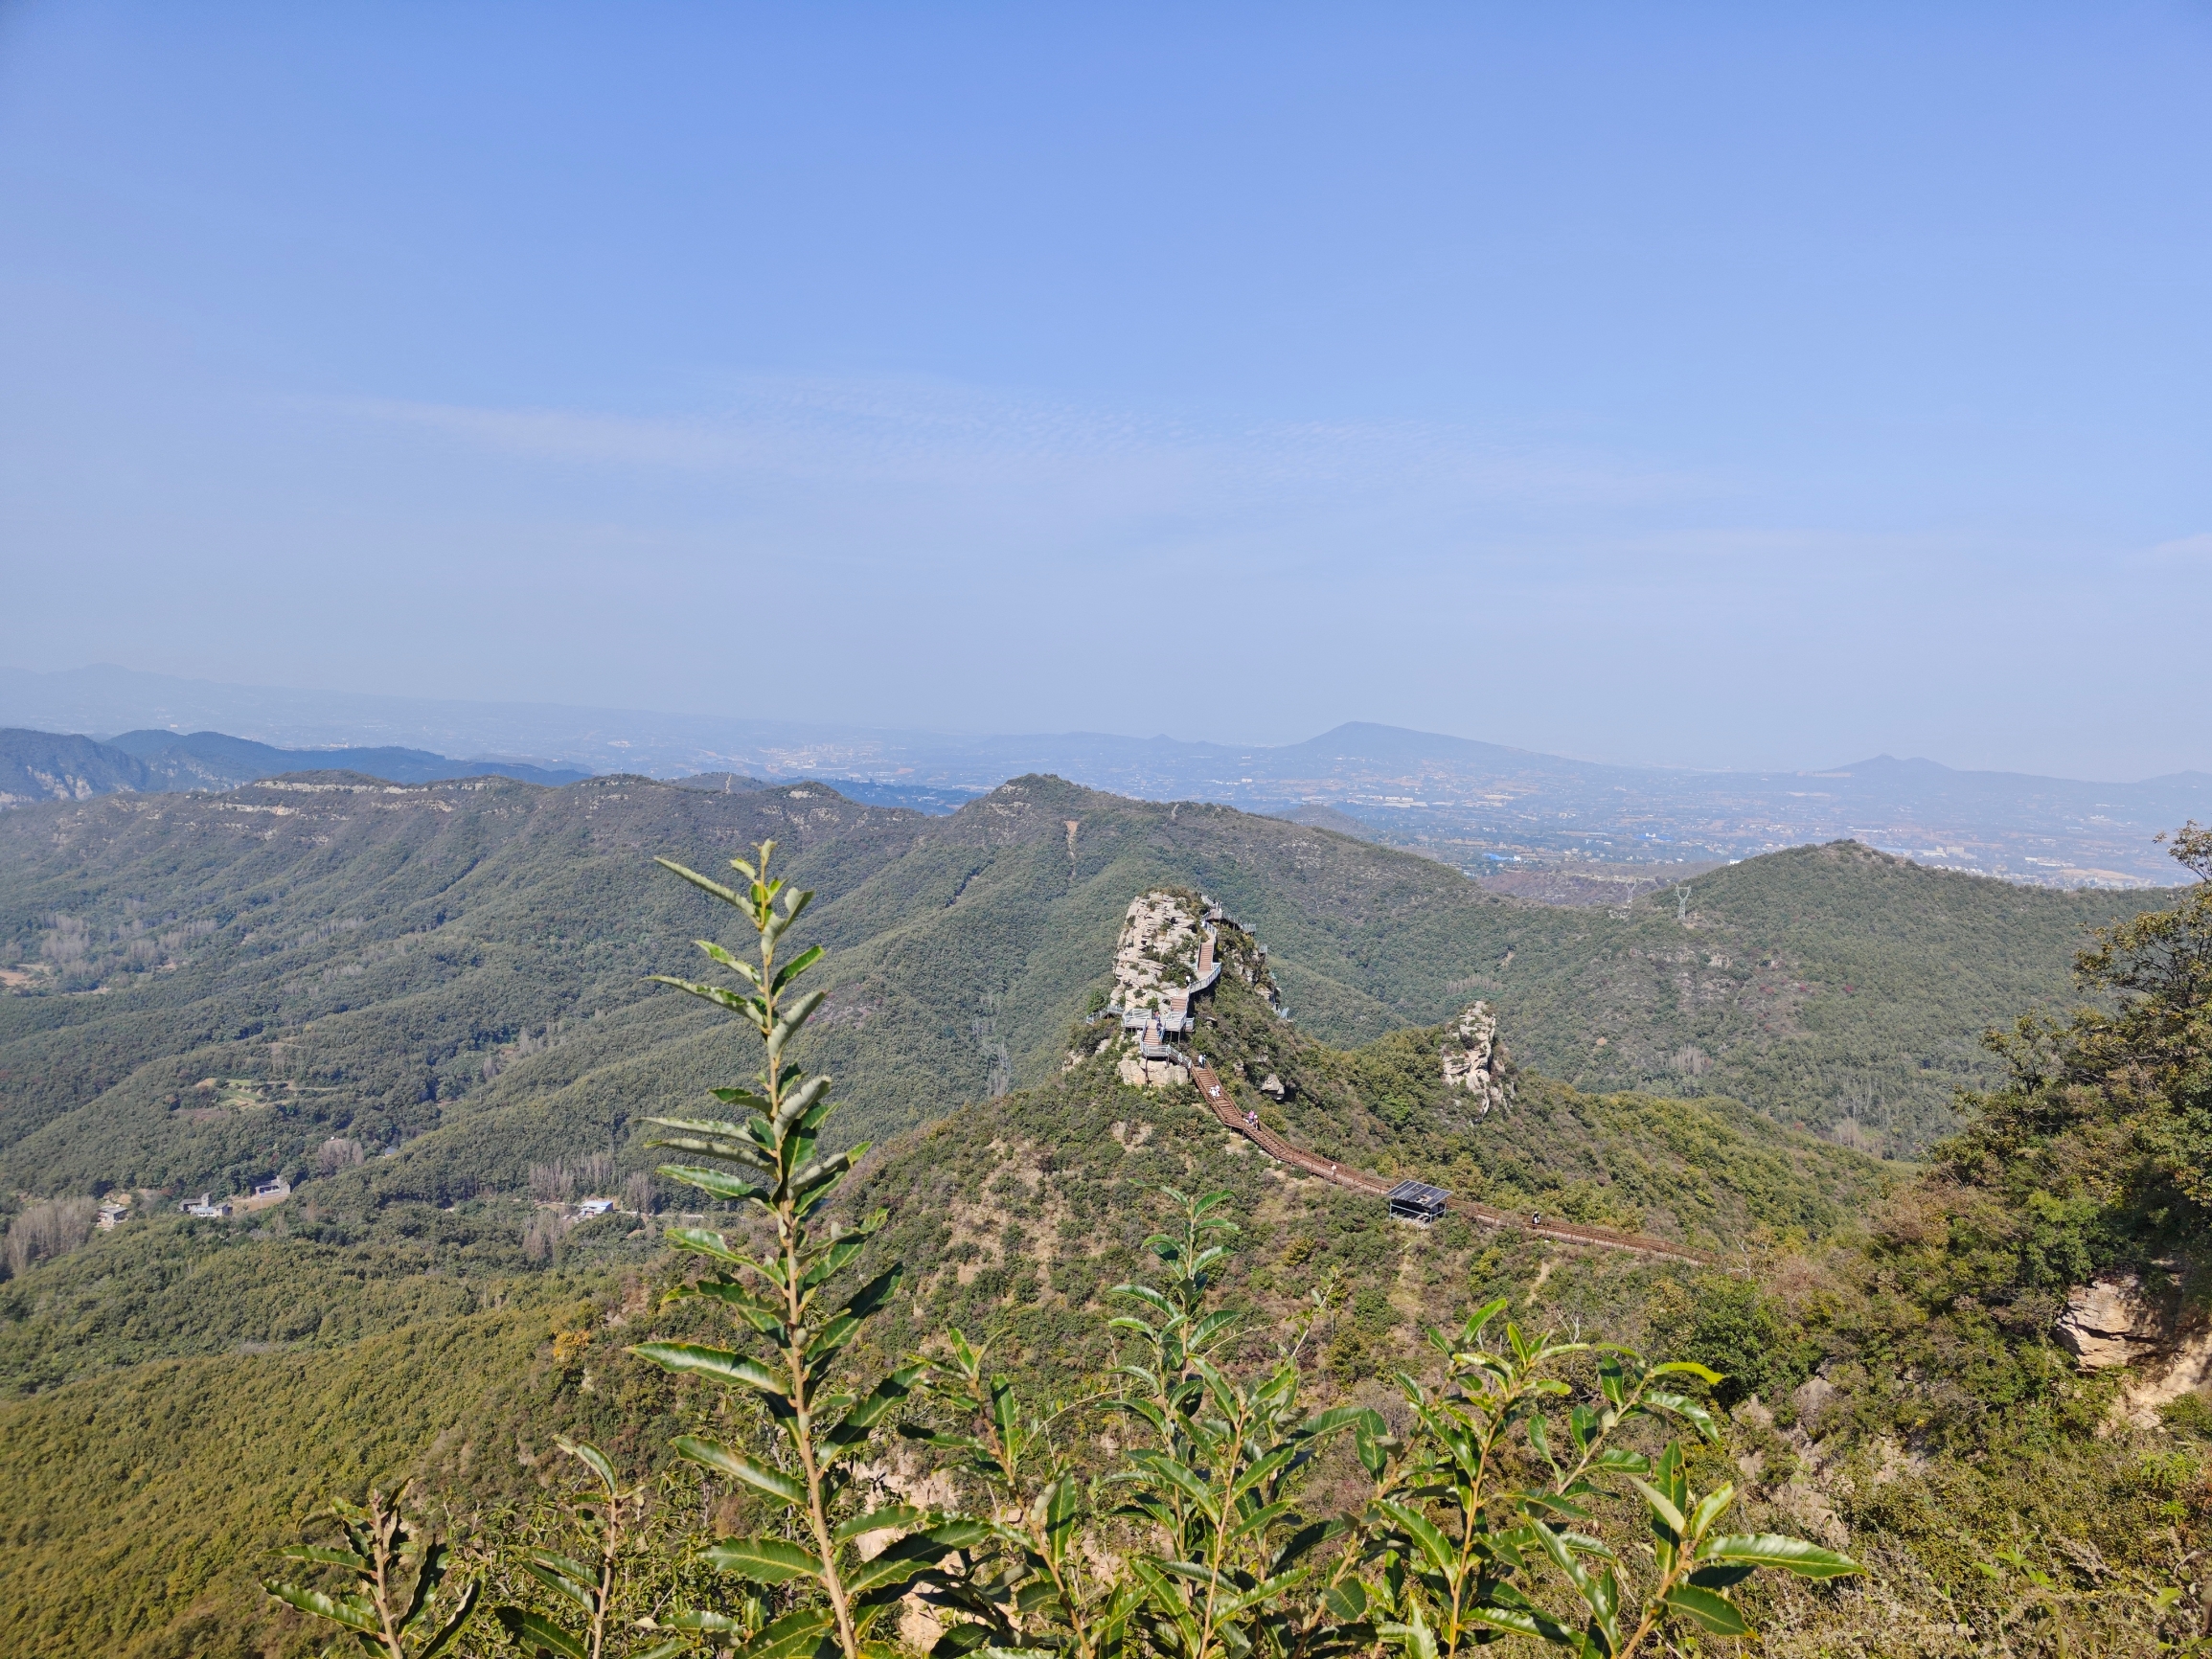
[1109,904,1222,1036]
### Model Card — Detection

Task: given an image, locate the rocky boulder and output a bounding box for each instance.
[2054,1275,2172,1369]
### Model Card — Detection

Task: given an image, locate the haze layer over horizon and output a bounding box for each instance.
[2,4,2207,778]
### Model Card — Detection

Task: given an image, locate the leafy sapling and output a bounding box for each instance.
[1106,1188,1379,1659]
[898,1330,1124,1659]
[262,1481,479,1659]
[1373,1301,1858,1659]
[629,840,964,1659]
[492,1439,686,1659]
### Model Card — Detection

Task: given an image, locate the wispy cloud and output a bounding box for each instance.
[334,374,1710,517]
[2141,532,2212,567]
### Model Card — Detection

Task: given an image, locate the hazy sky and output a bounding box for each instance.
[3,3,2207,779]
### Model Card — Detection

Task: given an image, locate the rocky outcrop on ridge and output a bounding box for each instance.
[1441,1001,1514,1116]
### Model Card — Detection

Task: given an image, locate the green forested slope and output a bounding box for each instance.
[0,773,2162,1224]
[0,773,929,1201]
[1198,972,1894,1244]
[840,968,1891,1386]
[1457,838,2164,1151]
[0,964,1879,1656]
[0,1200,625,1396]
[0,1294,698,1659]
[1,825,2201,1658]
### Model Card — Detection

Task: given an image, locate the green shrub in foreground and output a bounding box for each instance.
[262,843,1853,1659]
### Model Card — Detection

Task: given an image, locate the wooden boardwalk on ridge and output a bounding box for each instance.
[1185,1062,1715,1267]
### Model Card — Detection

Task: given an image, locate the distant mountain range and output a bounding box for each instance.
[2,663,2204,884]
[0,727,586,807]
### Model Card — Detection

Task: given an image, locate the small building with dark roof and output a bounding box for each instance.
[1386,1179,1450,1225]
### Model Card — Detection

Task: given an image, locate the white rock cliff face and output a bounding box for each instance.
[1441,1001,1513,1116]
[1116,1055,1189,1089]
[2054,1272,2212,1429]
[2054,1275,2169,1369]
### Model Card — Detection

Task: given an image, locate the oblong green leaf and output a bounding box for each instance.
[664,1609,748,1631]
[556,1439,619,1494]
[1588,1447,1652,1474]
[774,988,830,1037]
[653,856,742,904]
[656,1165,773,1203]
[1518,1491,1592,1523]
[1376,1500,1457,1582]
[805,1311,863,1367]
[705,1536,824,1584]
[789,1150,857,1200]
[661,1226,747,1263]
[739,1605,840,1659]
[1687,1562,1756,1589]
[844,1542,945,1597]
[1662,1582,1749,1634]
[630,1342,790,1397]
[646,1114,755,1139]
[527,1548,598,1587]
[650,1133,777,1168]
[262,1581,379,1633]
[832,1503,929,1544]
[1464,1602,1576,1645]
[1217,1566,1310,1619]
[1458,1604,1540,1638]
[520,1560,595,1612]
[495,1606,589,1659]
[1702,1534,1860,1578]
[649,975,765,1017]
[918,1518,999,1551]
[1646,1389,1722,1443]
[837,1266,902,1324]
[1649,1360,1724,1385]
[771,943,825,991]
[1383,1603,1438,1659]
[1686,1484,1735,1542]
[801,1233,870,1292]
[1628,1478,1686,1536]
[414,1579,481,1659]
[708,1086,774,1111]
[670,1436,808,1508]
[696,939,762,980]
[1322,1579,1368,1621]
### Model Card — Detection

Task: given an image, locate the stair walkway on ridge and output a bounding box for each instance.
[1183,1061,1715,1266]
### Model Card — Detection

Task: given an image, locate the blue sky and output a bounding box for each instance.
[2,2,2206,778]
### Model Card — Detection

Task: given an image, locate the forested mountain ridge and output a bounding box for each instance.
[0,771,931,1199]
[0,726,157,807]
[1472,837,2156,1151]
[0,774,2163,1217]
[99,727,591,787]
[0,724,586,807]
